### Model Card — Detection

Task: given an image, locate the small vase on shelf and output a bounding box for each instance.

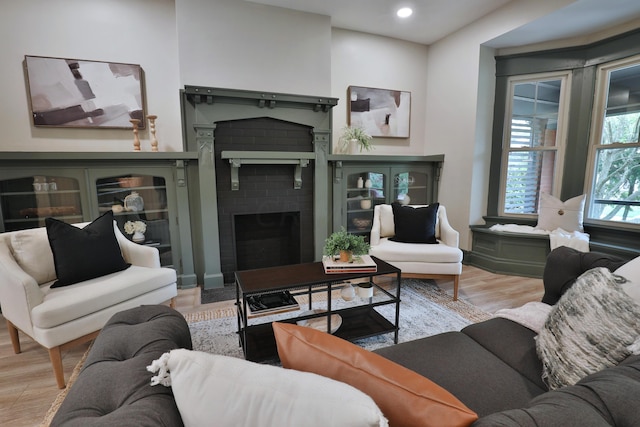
[132,231,145,243]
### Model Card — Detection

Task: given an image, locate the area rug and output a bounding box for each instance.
[188,279,491,356]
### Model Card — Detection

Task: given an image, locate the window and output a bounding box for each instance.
[499,73,571,215]
[587,56,640,225]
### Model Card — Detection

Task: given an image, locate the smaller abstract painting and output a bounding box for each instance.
[348,86,411,138]
[24,55,145,129]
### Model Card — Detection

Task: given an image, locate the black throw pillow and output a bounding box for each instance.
[46,211,131,288]
[389,202,440,244]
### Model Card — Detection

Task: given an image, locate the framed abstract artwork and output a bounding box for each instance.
[347,86,411,138]
[24,55,146,129]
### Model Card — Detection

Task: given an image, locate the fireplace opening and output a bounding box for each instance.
[234,211,301,271]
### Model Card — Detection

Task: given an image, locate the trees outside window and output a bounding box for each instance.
[587,57,640,225]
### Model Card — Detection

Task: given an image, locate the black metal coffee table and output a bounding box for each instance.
[235,256,401,362]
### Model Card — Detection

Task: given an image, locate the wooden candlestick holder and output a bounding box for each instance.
[147,115,158,152]
[130,119,141,151]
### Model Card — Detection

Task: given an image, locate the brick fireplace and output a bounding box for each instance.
[182,87,338,288]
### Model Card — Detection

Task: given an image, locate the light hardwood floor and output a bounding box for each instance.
[1,265,543,426]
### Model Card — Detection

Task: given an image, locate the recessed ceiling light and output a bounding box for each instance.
[397,7,413,18]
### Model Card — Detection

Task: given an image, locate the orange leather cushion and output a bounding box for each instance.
[273,322,477,427]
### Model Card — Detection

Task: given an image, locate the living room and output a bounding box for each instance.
[2,0,640,425]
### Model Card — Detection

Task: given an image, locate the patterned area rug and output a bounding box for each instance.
[187,279,491,356]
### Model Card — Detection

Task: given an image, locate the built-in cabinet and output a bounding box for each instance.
[0,153,197,288]
[330,156,444,238]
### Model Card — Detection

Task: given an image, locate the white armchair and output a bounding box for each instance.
[369,204,463,300]
[0,220,177,388]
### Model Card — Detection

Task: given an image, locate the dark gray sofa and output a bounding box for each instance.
[51,247,636,426]
[50,304,192,427]
[376,246,637,425]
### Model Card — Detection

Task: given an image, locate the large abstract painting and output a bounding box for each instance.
[348,86,410,138]
[24,55,145,129]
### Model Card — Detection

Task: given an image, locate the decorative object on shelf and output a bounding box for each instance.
[323,227,370,263]
[365,178,372,189]
[124,220,147,243]
[356,281,374,299]
[360,199,372,210]
[352,217,372,230]
[296,310,342,334]
[130,119,141,151]
[357,176,364,188]
[340,283,356,301]
[397,193,411,205]
[339,125,373,154]
[347,85,411,138]
[124,191,144,212]
[147,114,159,152]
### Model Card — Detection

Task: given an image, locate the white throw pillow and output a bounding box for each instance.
[615,255,640,304]
[148,349,388,427]
[535,193,585,232]
[10,228,56,284]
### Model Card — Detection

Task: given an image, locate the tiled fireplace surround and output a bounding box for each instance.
[182,87,338,288]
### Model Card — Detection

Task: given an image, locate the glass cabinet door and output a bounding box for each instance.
[346,170,387,237]
[0,174,84,231]
[95,174,173,267]
[392,169,430,205]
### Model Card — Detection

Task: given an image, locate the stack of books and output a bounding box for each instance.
[322,254,378,274]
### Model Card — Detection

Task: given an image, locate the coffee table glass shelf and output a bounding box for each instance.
[235,256,401,362]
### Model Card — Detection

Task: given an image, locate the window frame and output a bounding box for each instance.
[585,54,640,228]
[498,71,572,217]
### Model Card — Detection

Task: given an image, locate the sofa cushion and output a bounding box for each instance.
[541,246,627,305]
[9,227,56,285]
[462,317,546,391]
[374,331,546,418]
[50,305,192,427]
[378,204,395,237]
[46,211,130,288]
[273,322,478,427]
[389,203,439,244]
[149,349,388,427]
[536,267,640,390]
[535,193,585,232]
[473,355,640,427]
[31,265,176,329]
[616,255,640,304]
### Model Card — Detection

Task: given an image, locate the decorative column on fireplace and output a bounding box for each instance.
[182,87,338,288]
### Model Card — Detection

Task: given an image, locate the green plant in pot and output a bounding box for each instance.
[323,227,370,263]
[339,125,373,153]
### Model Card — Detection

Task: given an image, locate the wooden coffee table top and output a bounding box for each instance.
[235,256,399,294]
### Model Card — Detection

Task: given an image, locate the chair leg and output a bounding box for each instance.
[6,320,21,354]
[48,346,66,389]
[453,274,459,301]
[169,297,176,308]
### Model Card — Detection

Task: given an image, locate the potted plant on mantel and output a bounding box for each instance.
[323,227,370,263]
[339,125,373,154]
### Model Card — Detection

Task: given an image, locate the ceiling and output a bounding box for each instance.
[247,0,640,48]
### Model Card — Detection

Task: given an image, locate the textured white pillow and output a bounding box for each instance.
[149,349,388,427]
[536,267,640,390]
[535,193,585,232]
[10,228,56,284]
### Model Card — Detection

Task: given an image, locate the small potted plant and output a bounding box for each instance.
[323,227,370,262]
[339,125,373,153]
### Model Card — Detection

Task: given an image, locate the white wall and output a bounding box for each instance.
[423,0,575,250]
[0,0,183,152]
[331,29,428,154]
[176,0,332,96]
